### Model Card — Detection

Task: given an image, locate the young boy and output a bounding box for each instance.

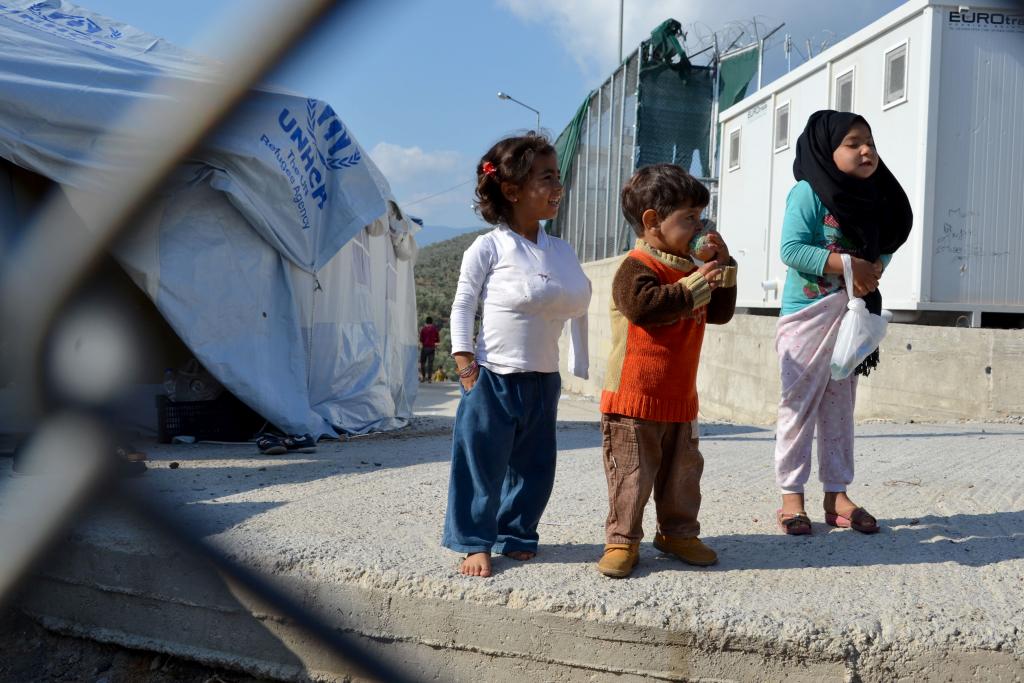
[597,164,737,578]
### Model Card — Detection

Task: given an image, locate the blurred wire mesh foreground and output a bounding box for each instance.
[0,0,416,680]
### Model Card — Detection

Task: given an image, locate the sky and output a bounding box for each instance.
[80,0,905,231]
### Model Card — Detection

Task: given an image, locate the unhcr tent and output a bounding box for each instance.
[0,0,419,436]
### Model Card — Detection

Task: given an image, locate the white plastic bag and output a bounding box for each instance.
[830,254,892,380]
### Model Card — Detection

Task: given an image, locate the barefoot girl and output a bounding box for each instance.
[442,132,591,576]
[774,111,912,535]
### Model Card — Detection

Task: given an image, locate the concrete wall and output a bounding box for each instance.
[562,256,1024,424]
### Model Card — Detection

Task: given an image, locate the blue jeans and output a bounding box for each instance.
[442,367,561,555]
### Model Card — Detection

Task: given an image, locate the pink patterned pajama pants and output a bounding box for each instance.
[774,292,858,494]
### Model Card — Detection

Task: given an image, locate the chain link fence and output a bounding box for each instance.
[551,38,742,263]
[0,2,417,680]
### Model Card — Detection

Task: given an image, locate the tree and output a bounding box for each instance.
[414,229,487,380]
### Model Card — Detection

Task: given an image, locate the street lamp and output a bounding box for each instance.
[497,91,540,132]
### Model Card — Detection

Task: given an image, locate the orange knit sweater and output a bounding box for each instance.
[600,240,737,423]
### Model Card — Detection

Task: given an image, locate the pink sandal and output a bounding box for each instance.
[825,507,880,534]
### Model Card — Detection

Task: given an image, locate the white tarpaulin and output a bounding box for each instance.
[0,0,419,436]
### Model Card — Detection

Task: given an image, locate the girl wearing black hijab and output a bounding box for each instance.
[773,110,912,536]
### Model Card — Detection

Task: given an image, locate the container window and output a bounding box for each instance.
[728,128,741,170]
[884,44,908,106]
[835,70,854,112]
[774,102,790,151]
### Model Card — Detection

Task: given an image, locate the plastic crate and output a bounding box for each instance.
[156,392,264,443]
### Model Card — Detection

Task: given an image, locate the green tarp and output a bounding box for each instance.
[647,19,691,69]
[718,45,759,110]
[547,93,591,237]
[553,94,591,191]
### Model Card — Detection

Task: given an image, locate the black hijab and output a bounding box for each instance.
[793,110,913,373]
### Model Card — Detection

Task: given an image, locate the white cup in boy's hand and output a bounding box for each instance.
[704,232,730,264]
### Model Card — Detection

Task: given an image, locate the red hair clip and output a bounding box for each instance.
[481,161,497,177]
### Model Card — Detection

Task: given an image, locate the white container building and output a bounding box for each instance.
[716,1,1024,325]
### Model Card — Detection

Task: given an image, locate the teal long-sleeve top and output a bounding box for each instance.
[779,180,891,315]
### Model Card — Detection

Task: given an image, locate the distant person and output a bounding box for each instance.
[595,164,737,579]
[774,111,912,535]
[442,132,591,578]
[418,316,440,382]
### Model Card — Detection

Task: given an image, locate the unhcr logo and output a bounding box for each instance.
[0,2,124,49]
[27,3,123,40]
[277,99,362,212]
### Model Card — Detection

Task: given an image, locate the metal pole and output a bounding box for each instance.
[758,38,764,90]
[753,19,761,90]
[618,0,624,64]
[710,36,721,180]
[581,103,591,260]
[572,105,582,255]
[757,22,786,90]
[497,92,541,131]
[725,31,746,53]
[613,60,626,255]
[632,45,640,178]
[625,46,640,251]
[593,84,602,262]
[603,73,615,260]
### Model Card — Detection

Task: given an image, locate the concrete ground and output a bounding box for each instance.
[7,382,1024,682]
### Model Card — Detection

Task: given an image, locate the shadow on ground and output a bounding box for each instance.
[528,510,1024,574]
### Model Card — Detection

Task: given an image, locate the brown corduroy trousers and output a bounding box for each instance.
[601,413,703,544]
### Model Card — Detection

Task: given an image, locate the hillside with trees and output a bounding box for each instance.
[414,228,487,379]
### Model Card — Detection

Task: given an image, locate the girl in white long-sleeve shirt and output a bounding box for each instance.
[442,133,591,578]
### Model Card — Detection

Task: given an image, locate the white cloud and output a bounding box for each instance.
[367,143,476,225]
[497,0,902,80]
[369,142,460,183]
[498,0,765,77]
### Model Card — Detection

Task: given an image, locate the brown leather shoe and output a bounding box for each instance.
[653,533,718,566]
[597,543,640,578]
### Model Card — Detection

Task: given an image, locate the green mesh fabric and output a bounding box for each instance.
[637,57,713,177]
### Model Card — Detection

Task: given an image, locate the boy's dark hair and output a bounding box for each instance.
[620,163,710,237]
[425,316,433,324]
[475,132,555,226]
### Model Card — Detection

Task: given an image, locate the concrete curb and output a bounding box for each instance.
[12,385,1024,681]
